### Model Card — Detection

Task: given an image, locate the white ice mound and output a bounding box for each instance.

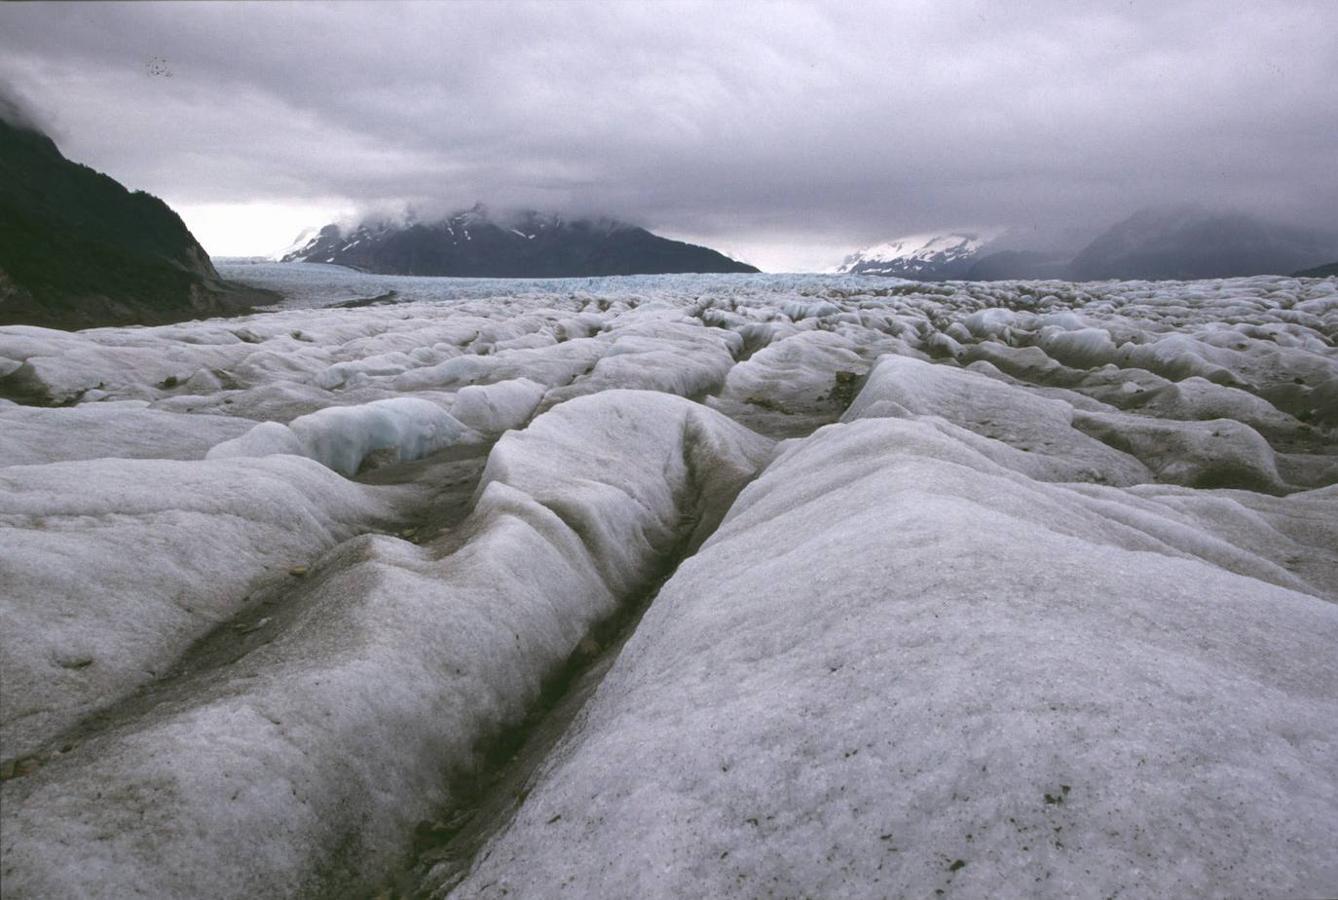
[208,397,474,476]
[3,272,1338,898]
[0,391,773,900]
[1034,325,1121,368]
[449,416,1338,900]
[448,378,546,435]
[1074,409,1287,492]
[707,329,875,436]
[538,318,741,409]
[0,405,255,466]
[844,354,1151,485]
[0,455,398,760]
[1125,375,1306,436]
[477,389,774,596]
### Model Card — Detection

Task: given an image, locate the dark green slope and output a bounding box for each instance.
[0,116,277,329]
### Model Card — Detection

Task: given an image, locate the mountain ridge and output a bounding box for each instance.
[837,208,1338,282]
[0,114,277,329]
[280,205,759,277]
[1069,206,1338,281]
[1293,260,1338,278]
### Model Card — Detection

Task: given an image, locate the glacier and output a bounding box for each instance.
[1,269,1335,899]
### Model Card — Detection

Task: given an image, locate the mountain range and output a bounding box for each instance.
[0,110,274,329]
[279,206,758,277]
[837,207,1338,282]
[4,100,1334,336]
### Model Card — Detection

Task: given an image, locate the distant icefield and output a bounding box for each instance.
[1,267,1336,899]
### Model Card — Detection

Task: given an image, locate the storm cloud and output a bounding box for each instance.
[1,0,1335,268]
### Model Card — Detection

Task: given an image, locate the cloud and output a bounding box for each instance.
[1,0,1335,265]
[0,79,51,135]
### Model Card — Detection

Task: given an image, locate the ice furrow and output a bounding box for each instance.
[0,391,773,900]
[441,409,1338,900]
[3,271,1336,899]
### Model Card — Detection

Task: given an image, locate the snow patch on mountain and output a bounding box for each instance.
[269,226,323,262]
[837,228,1004,277]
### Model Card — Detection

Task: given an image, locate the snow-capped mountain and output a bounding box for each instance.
[836,230,1002,279]
[278,204,758,277]
[836,211,1338,282]
[269,226,323,262]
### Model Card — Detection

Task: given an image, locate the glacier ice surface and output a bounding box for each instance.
[1,269,1336,898]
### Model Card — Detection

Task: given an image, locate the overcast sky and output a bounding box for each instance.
[2,0,1335,270]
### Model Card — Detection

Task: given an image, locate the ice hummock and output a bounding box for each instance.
[2,271,1336,899]
[446,414,1338,899]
